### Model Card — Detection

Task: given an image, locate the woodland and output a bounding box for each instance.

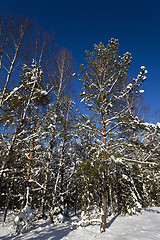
[0,13,159,233]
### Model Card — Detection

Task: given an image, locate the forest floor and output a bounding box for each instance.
[0,207,160,239]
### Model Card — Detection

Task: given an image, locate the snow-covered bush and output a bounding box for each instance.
[14,204,34,234]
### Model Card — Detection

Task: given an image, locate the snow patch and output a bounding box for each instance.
[139,90,144,93]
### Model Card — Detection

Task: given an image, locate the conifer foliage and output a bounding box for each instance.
[0,15,159,233]
[78,38,159,231]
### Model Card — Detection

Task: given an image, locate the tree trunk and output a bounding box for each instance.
[2,181,13,226]
[116,164,121,215]
[39,158,50,218]
[100,175,108,232]
[109,183,115,215]
[98,178,101,212]
[100,87,109,232]
[24,105,39,207]
[0,30,25,108]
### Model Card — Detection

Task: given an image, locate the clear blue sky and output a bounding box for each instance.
[0,0,160,122]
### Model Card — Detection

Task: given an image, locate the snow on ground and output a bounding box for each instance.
[0,207,160,240]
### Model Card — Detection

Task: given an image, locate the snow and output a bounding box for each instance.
[80,98,85,103]
[3,85,23,103]
[139,89,144,93]
[126,83,132,89]
[141,66,146,70]
[142,122,156,129]
[0,207,160,239]
[156,122,160,128]
[40,90,48,95]
[143,76,147,80]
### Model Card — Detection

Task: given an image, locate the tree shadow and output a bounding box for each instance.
[106,214,118,228]
[144,208,160,214]
[1,220,74,240]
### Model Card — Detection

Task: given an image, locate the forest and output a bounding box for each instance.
[0,13,160,234]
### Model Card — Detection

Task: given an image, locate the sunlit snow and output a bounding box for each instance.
[0,207,160,240]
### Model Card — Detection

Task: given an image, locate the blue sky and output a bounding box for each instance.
[0,0,160,122]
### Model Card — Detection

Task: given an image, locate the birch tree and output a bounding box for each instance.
[0,59,50,226]
[0,13,30,108]
[38,48,75,219]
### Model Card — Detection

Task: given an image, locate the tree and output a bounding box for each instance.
[79,38,147,231]
[0,13,30,107]
[0,12,55,225]
[0,59,50,226]
[0,12,53,109]
[37,48,75,219]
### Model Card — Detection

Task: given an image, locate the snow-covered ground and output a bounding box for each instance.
[0,207,160,240]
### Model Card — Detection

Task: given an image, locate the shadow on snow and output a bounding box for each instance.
[144,208,160,214]
[106,214,118,229]
[2,220,73,240]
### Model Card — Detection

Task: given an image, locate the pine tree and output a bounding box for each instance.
[79,38,147,231]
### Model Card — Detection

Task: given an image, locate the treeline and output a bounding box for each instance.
[0,13,159,233]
